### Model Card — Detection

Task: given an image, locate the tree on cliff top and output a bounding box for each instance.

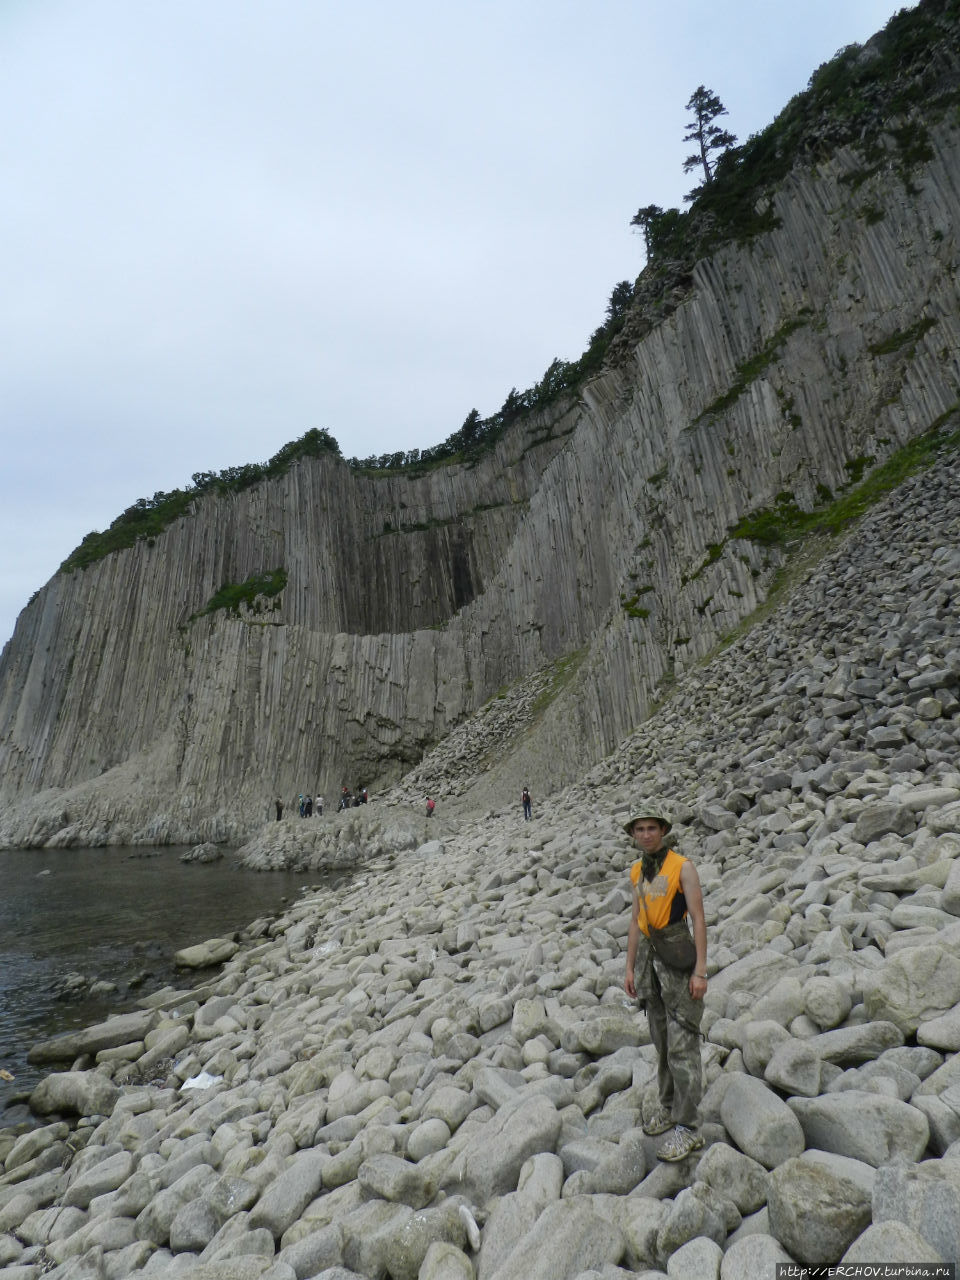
[682,85,737,196]
[630,204,664,259]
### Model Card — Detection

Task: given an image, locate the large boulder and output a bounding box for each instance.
[29,1071,119,1118]
[872,1159,960,1263]
[767,1151,873,1267]
[787,1092,928,1166]
[174,937,239,969]
[843,1221,945,1264]
[804,1021,903,1065]
[248,1150,330,1238]
[28,1009,159,1065]
[487,1199,624,1280]
[444,1093,562,1204]
[696,1142,770,1214]
[656,1186,727,1259]
[720,1075,805,1169]
[863,947,960,1035]
[764,1039,824,1097]
[719,1234,794,1278]
[853,801,915,844]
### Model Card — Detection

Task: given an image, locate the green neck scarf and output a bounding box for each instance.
[640,845,669,885]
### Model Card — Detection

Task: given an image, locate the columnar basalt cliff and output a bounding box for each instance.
[1,12,959,849]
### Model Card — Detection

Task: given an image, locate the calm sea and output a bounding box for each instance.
[0,846,333,1125]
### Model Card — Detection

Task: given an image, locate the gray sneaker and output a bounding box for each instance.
[642,1107,674,1136]
[658,1125,704,1162]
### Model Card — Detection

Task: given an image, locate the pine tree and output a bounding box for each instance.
[682,85,737,195]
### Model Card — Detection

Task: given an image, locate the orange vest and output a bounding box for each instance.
[630,849,687,936]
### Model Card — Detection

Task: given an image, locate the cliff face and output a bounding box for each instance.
[2,106,959,847]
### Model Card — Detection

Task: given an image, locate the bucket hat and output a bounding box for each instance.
[623,804,672,835]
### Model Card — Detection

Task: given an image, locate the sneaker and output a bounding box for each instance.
[658,1125,705,1162]
[642,1107,674,1136]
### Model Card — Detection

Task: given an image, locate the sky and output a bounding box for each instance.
[1,0,911,648]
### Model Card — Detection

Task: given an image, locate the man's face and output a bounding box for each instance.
[631,818,666,852]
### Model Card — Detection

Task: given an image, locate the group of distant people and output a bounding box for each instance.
[273,787,372,819]
[273,784,533,823]
[273,792,334,820]
[338,785,369,810]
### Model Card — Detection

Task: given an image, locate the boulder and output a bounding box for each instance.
[487,1198,624,1280]
[277,1224,344,1279]
[656,1186,727,1259]
[853,803,914,845]
[377,1201,468,1280]
[696,1142,770,1214]
[63,1150,136,1208]
[842,1220,945,1264]
[444,1093,562,1204]
[804,1022,903,1065]
[248,1150,329,1238]
[618,1196,668,1271]
[864,947,960,1035]
[718,1233,794,1278]
[357,1153,438,1209]
[174,937,240,969]
[763,1039,823,1097]
[29,1071,119,1118]
[665,1234,722,1279]
[802,976,851,1030]
[917,1007,960,1052]
[420,1241,474,1280]
[767,1151,873,1267]
[787,1092,928,1166]
[28,1009,159,1065]
[872,1159,960,1263]
[719,1075,805,1169]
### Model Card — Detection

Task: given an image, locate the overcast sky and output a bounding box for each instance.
[1,0,909,648]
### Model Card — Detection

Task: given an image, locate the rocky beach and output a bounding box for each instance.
[2,443,960,1278]
[3,8,960,1273]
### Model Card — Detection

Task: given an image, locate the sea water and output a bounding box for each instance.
[0,845,333,1123]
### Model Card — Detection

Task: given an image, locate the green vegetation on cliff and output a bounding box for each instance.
[189,568,288,622]
[60,429,339,573]
[730,406,960,550]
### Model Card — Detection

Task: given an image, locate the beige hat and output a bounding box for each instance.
[623,805,672,835]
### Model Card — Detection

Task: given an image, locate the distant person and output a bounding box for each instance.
[426,797,435,819]
[522,786,532,821]
[316,795,324,816]
[304,795,313,817]
[298,795,305,818]
[275,798,283,821]
[361,787,368,804]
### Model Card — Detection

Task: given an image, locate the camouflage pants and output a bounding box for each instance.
[637,942,703,1128]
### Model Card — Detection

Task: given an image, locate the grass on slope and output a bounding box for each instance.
[730,407,960,549]
[716,408,960,650]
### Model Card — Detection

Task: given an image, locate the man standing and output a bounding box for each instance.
[623,803,708,1161]
[521,787,532,821]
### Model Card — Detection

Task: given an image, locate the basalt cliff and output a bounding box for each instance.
[1,3,960,850]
